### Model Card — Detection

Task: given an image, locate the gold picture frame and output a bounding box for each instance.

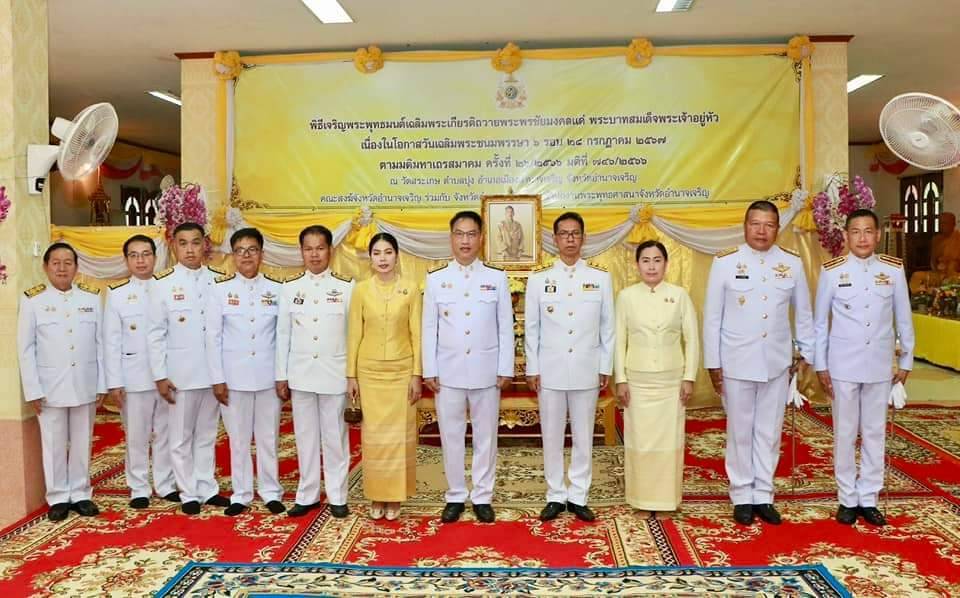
[481,194,542,270]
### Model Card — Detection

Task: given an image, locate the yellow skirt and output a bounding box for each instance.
[623,368,685,511]
[358,356,417,502]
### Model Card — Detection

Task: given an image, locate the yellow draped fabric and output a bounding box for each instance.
[50,225,164,258]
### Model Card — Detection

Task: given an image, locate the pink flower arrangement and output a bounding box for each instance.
[156,183,207,243]
[812,175,876,257]
[0,185,10,224]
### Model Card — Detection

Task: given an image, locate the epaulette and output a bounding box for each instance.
[215,273,235,284]
[154,267,175,280]
[716,246,738,258]
[779,245,801,258]
[207,264,227,275]
[332,271,353,283]
[878,254,903,269]
[77,282,100,295]
[108,278,130,291]
[587,261,608,272]
[285,271,305,283]
[823,255,847,271]
[23,283,46,298]
[428,263,448,274]
[530,263,551,273]
[264,273,284,284]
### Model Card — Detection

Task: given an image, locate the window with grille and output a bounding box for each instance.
[900,172,943,234]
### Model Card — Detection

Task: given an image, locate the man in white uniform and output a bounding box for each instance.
[18,243,106,521]
[704,200,815,526]
[815,208,914,527]
[525,212,614,522]
[423,210,514,523]
[276,225,353,519]
[207,227,286,516]
[105,234,178,509]
[148,222,230,515]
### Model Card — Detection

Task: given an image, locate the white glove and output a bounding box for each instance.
[787,374,807,408]
[888,382,907,409]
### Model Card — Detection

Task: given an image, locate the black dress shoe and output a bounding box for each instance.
[224,503,248,516]
[181,501,202,515]
[205,494,230,508]
[567,502,596,522]
[73,500,100,517]
[539,502,565,521]
[329,504,350,518]
[859,506,887,527]
[129,497,150,509]
[48,503,71,522]
[753,504,782,525]
[265,500,286,514]
[733,504,755,525]
[836,505,858,525]
[472,504,495,523]
[163,491,181,503]
[287,502,321,518]
[441,502,465,523]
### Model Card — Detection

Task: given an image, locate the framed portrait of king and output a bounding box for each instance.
[481,194,542,270]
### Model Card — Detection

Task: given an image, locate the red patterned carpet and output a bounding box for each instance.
[1,404,959,596]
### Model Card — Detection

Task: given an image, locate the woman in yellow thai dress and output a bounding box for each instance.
[614,240,699,512]
[347,233,422,520]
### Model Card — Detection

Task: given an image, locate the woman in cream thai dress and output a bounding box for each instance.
[615,240,699,512]
[347,233,422,520]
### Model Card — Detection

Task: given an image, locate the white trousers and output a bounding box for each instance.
[38,402,96,505]
[167,388,221,504]
[436,385,500,504]
[539,387,598,505]
[221,389,283,505]
[291,390,347,506]
[121,389,176,500]
[722,369,789,505]
[831,379,890,508]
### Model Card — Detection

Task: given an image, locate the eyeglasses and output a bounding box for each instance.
[556,230,583,239]
[452,230,480,240]
[233,247,262,257]
[126,251,155,259]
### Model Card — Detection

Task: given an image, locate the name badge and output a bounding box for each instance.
[582,283,599,291]
[173,294,185,301]
[735,275,750,280]
[327,297,343,304]
[480,284,497,291]
[838,283,852,288]
[544,285,557,294]
[79,306,94,313]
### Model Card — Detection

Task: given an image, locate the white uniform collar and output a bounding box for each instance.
[308,268,330,280]
[130,275,151,288]
[555,258,584,273]
[453,259,478,272]
[849,253,876,267]
[238,271,262,284]
[175,262,204,280]
[55,285,75,297]
[745,243,772,258]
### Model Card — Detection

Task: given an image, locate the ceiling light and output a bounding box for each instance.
[301,0,353,23]
[847,74,884,94]
[656,0,695,12]
[147,90,182,107]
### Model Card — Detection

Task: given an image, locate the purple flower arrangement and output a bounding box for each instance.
[157,183,207,242]
[812,175,876,257]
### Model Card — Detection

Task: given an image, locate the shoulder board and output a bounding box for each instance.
[823,255,847,271]
[285,271,305,283]
[108,278,130,291]
[215,273,235,284]
[715,246,738,258]
[332,271,353,283]
[23,283,46,298]
[428,263,448,274]
[77,282,100,295]
[264,273,284,284]
[207,264,227,276]
[530,263,550,273]
[878,254,903,268]
[154,267,175,280]
[779,245,801,258]
[587,261,608,272]
[484,263,504,272]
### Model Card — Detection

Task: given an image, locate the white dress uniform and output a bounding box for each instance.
[147,263,222,504]
[524,259,614,506]
[422,260,514,505]
[703,244,815,505]
[206,271,284,506]
[814,253,914,508]
[105,276,176,500]
[17,283,106,506]
[276,268,354,507]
